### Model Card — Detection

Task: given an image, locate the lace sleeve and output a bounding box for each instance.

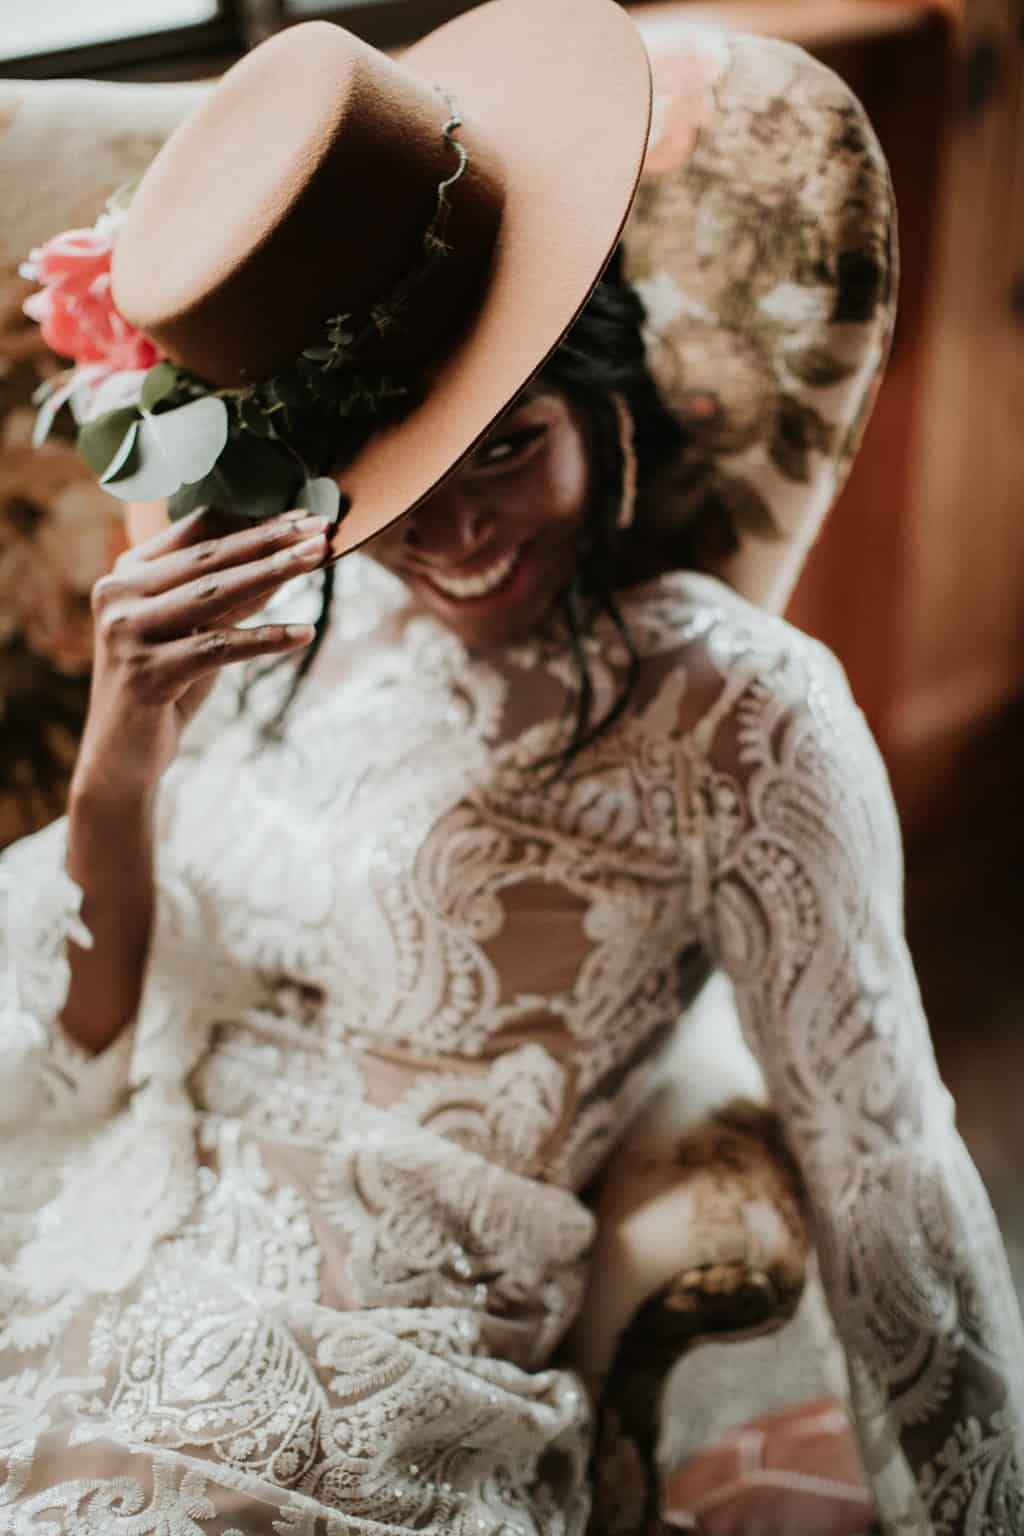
[0,816,137,1126]
[689,624,1024,1534]
[0,774,225,1129]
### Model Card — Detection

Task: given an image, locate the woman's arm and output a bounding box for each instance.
[60,781,156,1054]
[4,506,328,1063]
[689,629,1024,1534]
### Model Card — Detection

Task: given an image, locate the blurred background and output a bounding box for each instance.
[1,0,1022,1281]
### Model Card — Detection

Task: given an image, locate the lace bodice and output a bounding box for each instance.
[1,560,1021,1534]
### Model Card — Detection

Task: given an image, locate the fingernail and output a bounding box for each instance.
[285,624,316,642]
[293,533,327,561]
[290,515,330,536]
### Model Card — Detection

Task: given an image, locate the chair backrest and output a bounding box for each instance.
[624,20,896,612]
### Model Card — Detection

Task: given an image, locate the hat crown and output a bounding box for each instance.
[112,21,506,387]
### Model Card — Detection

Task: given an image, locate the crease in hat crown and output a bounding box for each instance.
[111,20,508,389]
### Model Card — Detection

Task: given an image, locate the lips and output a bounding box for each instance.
[421,544,524,601]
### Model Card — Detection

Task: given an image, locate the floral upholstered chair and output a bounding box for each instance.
[0,18,895,1534]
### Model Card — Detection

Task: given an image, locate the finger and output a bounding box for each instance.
[215,593,285,626]
[134,532,328,640]
[119,503,229,565]
[215,577,320,627]
[141,622,316,696]
[127,511,330,592]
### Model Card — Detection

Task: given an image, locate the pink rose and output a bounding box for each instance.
[641,33,725,177]
[28,223,114,287]
[22,218,162,374]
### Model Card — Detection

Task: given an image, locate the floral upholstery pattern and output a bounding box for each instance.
[628,26,895,609]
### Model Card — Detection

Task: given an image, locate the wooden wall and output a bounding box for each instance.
[782,0,1024,837]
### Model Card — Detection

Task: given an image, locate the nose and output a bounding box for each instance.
[404,480,492,566]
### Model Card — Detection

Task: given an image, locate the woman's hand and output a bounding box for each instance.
[72,506,329,803]
[59,505,329,1054]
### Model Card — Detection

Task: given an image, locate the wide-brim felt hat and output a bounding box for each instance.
[111,0,654,560]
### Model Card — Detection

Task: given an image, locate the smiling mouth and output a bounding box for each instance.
[422,544,525,601]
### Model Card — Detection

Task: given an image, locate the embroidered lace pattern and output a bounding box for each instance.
[0,560,1021,1534]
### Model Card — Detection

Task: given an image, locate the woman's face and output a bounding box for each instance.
[363,386,592,649]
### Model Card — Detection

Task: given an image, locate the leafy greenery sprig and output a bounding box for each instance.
[81,343,411,525]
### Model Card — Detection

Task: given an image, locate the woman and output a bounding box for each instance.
[3,3,1023,1532]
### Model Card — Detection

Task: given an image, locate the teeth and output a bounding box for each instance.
[428,546,522,600]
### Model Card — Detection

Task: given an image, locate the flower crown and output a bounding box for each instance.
[23,98,467,527]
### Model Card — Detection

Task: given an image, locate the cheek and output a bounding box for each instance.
[497,424,589,548]
[541,423,590,525]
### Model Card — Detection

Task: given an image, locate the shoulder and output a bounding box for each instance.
[623,572,900,855]
[619,570,858,747]
[642,576,903,883]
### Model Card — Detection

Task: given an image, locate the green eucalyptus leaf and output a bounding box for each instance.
[216,436,301,519]
[166,476,215,522]
[296,478,340,521]
[147,397,230,481]
[141,361,184,411]
[32,382,73,447]
[78,408,141,476]
[100,418,140,483]
[167,435,301,522]
[101,397,229,501]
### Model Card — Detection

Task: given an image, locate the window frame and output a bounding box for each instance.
[0,3,241,79]
[0,0,481,78]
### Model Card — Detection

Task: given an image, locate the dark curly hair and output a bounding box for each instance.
[261,246,687,762]
[533,245,685,762]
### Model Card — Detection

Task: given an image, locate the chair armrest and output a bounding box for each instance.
[577,1100,811,1536]
[565,973,802,1386]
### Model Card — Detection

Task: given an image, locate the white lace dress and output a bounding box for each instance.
[1,561,1022,1536]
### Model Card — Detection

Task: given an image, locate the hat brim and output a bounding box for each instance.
[325,0,654,561]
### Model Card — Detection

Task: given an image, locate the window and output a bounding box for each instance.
[3,0,220,61]
[275,1,480,50]
[0,0,481,77]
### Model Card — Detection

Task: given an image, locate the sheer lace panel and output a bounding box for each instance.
[681,588,1024,1534]
[0,816,133,1127]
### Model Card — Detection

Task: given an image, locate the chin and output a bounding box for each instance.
[416,581,560,651]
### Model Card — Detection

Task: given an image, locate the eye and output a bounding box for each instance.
[471,423,548,473]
